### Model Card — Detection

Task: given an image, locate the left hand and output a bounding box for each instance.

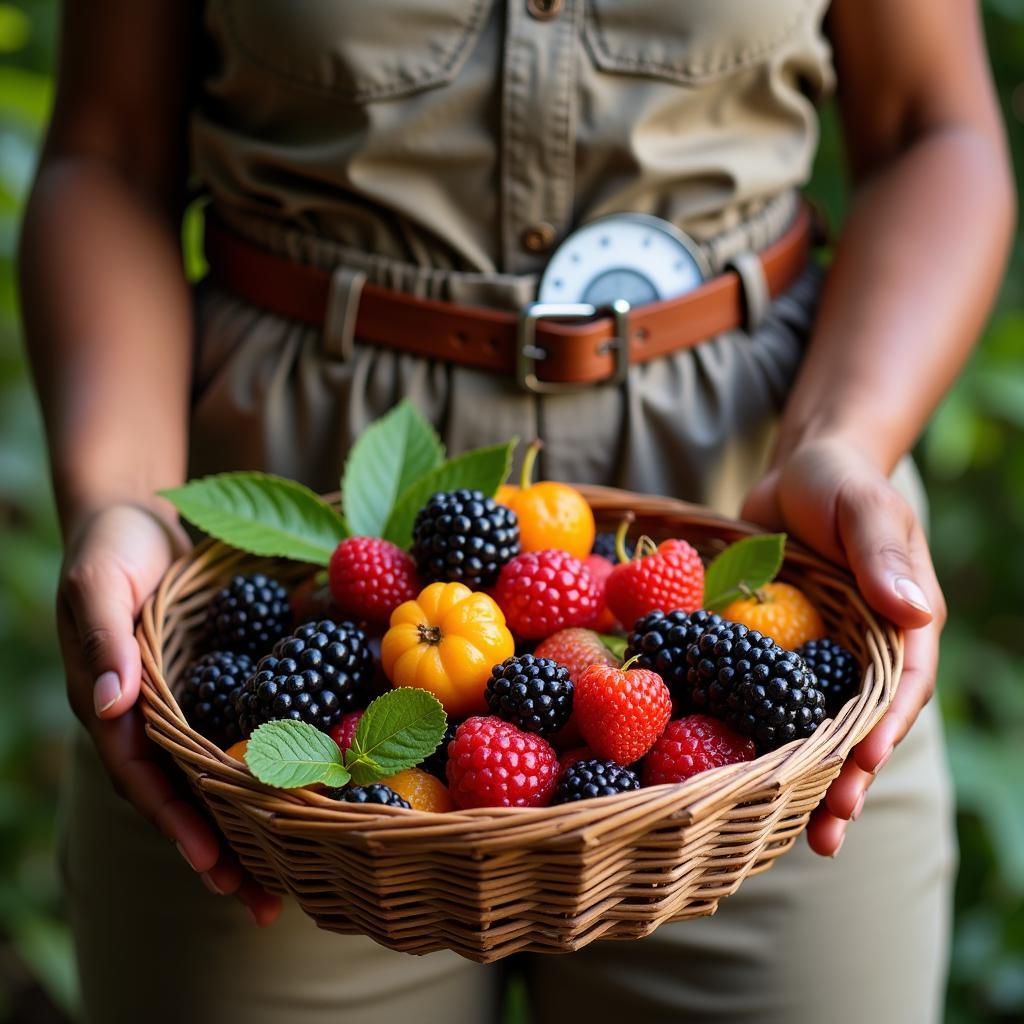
[741,435,946,857]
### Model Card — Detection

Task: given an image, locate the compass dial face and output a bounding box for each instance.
[537,213,710,306]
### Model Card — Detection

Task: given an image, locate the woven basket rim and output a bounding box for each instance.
[138,485,903,833]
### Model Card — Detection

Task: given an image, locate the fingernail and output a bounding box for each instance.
[93,671,122,715]
[851,791,866,821]
[175,841,199,872]
[873,744,895,775]
[830,831,847,859]
[893,576,931,614]
[200,872,225,896]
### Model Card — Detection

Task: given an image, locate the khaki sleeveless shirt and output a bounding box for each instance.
[192,1,834,275]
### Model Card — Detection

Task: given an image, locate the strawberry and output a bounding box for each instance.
[584,553,618,631]
[574,658,672,764]
[605,538,704,630]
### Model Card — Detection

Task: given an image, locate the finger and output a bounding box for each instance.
[854,618,939,773]
[199,848,246,897]
[823,757,874,821]
[806,805,849,858]
[236,878,283,927]
[740,469,784,529]
[836,483,934,629]
[91,711,222,873]
[62,559,141,718]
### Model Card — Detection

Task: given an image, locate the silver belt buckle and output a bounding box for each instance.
[516,299,631,395]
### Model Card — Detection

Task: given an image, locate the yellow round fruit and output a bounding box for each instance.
[380,581,514,717]
[720,582,825,650]
[379,767,456,812]
[224,739,248,763]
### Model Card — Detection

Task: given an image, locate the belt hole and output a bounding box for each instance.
[486,336,500,351]
[635,327,650,344]
[453,330,469,347]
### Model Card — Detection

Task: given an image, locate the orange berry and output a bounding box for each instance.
[500,441,595,560]
[379,767,456,812]
[720,582,825,650]
[224,740,248,763]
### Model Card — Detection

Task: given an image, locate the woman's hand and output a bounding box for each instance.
[57,502,281,924]
[741,436,946,857]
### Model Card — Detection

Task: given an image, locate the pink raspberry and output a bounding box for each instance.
[493,549,600,639]
[328,537,420,625]
[642,715,756,786]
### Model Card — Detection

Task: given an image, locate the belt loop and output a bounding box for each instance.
[726,251,769,335]
[323,266,367,361]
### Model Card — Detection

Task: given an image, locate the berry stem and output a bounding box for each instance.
[614,513,636,565]
[417,624,443,646]
[621,653,644,672]
[520,439,543,490]
[636,535,657,559]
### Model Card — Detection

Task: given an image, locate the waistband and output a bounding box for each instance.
[208,191,801,314]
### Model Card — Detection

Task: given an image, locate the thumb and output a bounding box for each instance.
[741,468,783,529]
[63,560,142,719]
[835,481,935,629]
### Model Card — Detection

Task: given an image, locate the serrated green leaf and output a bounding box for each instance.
[245,720,351,789]
[341,401,444,538]
[703,533,786,610]
[599,633,628,660]
[382,440,516,549]
[345,689,447,784]
[160,472,347,565]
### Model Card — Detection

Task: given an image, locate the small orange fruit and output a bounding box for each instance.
[224,740,248,763]
[379,767,456,812]
[497,441,595,560]
[381,581,515,717]
[720,582,825,650]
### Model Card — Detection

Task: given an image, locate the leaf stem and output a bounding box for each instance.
[614,513,636,565]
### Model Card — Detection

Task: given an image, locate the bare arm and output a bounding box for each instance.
[20,0,278,921]
[744,0,1015,855]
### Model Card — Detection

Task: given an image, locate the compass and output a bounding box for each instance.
[537,212,711,306]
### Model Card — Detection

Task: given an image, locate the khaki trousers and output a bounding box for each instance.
[61,210,956,1023]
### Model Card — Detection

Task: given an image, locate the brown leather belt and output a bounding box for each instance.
[204,205,811,392]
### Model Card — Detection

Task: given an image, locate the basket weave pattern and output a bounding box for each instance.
[139,487,902,963]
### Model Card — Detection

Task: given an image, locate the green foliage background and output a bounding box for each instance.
[0,2,1021,1021]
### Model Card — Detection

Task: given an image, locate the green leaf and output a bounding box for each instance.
[160,472,347,565]
[341,400,444,538]
[599,633,627,660]
[245,720,351,789]
[703,533,786,610]
[345,689,447,785]
[383,440,516,549]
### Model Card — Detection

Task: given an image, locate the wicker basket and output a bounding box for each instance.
[138,486,901,963]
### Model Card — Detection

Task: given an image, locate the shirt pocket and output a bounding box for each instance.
[583,0,814,84]
[221,0,491,101]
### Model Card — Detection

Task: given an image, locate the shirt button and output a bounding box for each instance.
[526,0,562,20]
[521,222,556,253]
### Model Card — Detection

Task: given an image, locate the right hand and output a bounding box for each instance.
[57,502,281,924]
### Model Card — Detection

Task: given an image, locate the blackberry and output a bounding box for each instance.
[234,619,374,736]
[331,784,411,809]
[205,573,292,658]
[797,637,860,716]
[178,650,253,748]
[553,758,640,804]
[625,609,724,704]
[686,622,826,752]
[485,655,573,735]
[591,532,634,563]
[411,489,520,589]
[422,718,460,781]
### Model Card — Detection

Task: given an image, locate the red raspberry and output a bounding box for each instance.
[328,537,420,625]
[575,660,672,764]
[494,550,600,639]
[328,710,364,755]
[446,716,559,808]
[534,627,619,748]
[583,553,618,631]
[642,715,756,786]
[558,745,595,774]
[605,539,704,630]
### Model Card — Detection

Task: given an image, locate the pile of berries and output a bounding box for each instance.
[177,440,861,812]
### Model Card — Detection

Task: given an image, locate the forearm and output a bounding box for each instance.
[20,155,192,536]
[777,124,1014,473]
